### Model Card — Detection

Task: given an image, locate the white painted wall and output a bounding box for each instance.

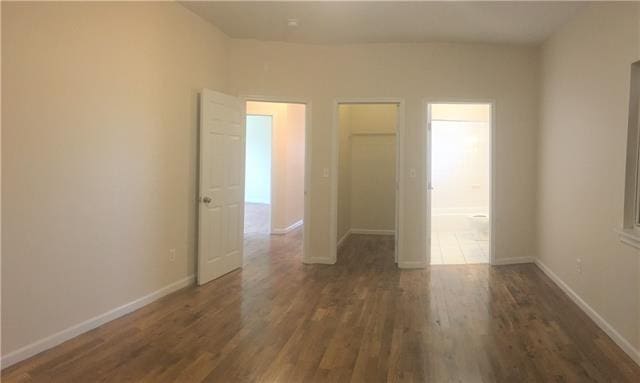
[337,106,352,240]
[350,135,396,232]
[4,0,596,367]
[338,104,397,235]
[245,102,305,232]
[282,104,306,229]
[229,40,539,266]
[244,115,272,204]
[2,1,230,360]
[537,2,640,359]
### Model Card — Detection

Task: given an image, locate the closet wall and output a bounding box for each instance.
[337,104,397,243]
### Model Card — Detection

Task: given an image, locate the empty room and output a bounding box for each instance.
[2,1,640,382]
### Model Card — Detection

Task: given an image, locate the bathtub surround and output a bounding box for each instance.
[429,104,491,265]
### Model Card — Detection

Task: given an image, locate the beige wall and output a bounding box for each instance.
[537,2,640,354]
[338,104,397,236]
[431,103,491,122]
[0,0,556,365]
[229,39,539,266]
[1,2,229,356]
[344,104,397,134]
[283,104,306,228]
[337,106,352,240]
[245,101,305,231]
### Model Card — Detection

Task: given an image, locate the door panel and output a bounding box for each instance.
[198,89,244,285]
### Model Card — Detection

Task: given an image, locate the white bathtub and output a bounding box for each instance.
[431,207,488,232]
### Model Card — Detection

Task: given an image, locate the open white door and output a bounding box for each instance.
[198,89,244,285]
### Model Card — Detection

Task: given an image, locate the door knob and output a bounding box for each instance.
[202,196,212,204]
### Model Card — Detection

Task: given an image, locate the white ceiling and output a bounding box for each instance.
[180,1,586,45]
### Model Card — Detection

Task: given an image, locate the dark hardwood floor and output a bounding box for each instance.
[3,229,639,382]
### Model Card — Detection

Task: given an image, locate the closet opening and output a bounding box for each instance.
[335,102,400,263]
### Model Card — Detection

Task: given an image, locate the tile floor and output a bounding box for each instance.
[430,230,489,265]
[244,202,270,235]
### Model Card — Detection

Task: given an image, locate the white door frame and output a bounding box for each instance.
[330,98,405,264]
[241,95,312,262]
[424,99,496,265]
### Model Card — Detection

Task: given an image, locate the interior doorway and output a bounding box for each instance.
[244,115,273,235]
[427,102,493,265]
[196,91,310,285]
[243,101,307,260]
[334,102,401,261]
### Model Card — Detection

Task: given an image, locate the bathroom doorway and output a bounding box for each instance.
[426,102,493,265]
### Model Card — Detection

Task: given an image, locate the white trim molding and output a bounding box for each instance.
[0,275,195,370]
[271,220,303,235]
[615,228,640,251]
[398,260,428,269]
[534,259,640,366]
[337,229,351,248]
[491,256,535,266]
[337,229,395,250]
[350,229,395,236]
[302,257,336,265]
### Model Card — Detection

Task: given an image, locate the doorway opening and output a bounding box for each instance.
[335,102,400,262]
[244,114,273,235]
[427,102,493,265]
[243,101,307,260]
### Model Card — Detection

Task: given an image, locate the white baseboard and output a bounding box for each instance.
[302,256,336,265]
[271,220,303,235]
[0,275,195,370]
[337,230,351,248]
[534,259,640,366]
[337,228,395,248]
[350,229,395,236]
[492,256,534,265]
[398,260,427,269]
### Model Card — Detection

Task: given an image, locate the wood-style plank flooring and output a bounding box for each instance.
[3,229,639,382]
